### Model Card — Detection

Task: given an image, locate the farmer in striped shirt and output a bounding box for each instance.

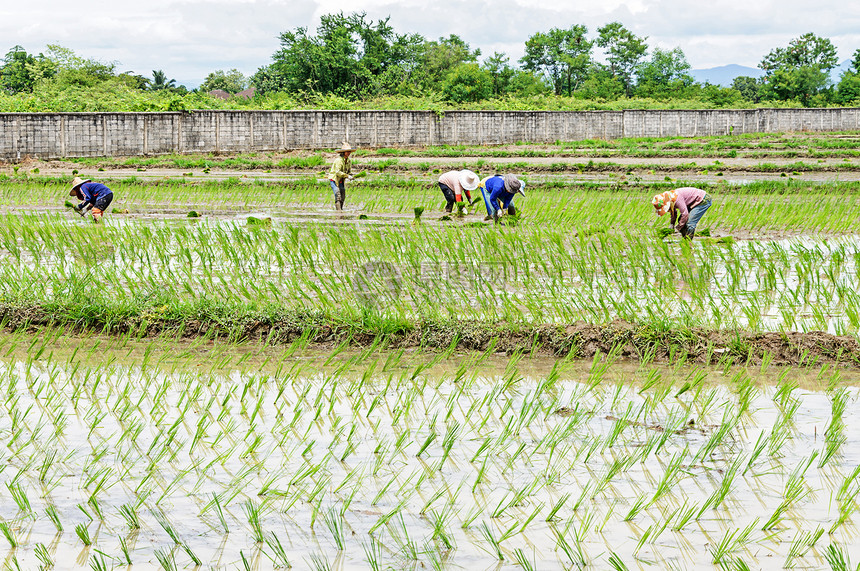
[652,187,712,239]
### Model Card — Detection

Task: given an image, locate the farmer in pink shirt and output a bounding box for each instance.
[652,187,712,240]
[437,170,479,213]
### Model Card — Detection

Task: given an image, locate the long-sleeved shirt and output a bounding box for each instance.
[438,171,472,202]
[77,182,112,206]
[328,154,352,183]
[485,176,516,210]
[670,187,706,230]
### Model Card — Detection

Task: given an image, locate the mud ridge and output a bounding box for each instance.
[3,303,858,367]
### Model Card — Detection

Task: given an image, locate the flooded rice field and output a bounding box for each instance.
[0,333,858,569]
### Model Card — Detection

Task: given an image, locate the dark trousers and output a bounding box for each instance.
[438,182,456,212]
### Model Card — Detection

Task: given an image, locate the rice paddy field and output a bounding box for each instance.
[0,130,859,570]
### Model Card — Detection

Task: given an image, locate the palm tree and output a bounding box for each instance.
[149,69,176,91]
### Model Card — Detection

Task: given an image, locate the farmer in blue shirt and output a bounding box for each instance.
[69,177,113,223]
[480,174,526,222]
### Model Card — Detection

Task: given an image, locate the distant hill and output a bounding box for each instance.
[691,64,763,87]
[692,60,854,88]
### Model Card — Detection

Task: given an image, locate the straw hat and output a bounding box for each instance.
[459,170,479,191]
[652,190,678,216]
[336,142,355,154]
[69,176,91,196]
[504,174,525,197]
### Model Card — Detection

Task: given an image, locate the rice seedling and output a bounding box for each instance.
[0,522,16,548]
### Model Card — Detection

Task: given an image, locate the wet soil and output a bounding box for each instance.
[2,303,857,368]
[8,152,860,185]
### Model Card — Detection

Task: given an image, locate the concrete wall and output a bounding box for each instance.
[1,108,859,160]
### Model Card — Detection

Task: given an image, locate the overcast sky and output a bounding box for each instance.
[3,0,860,87]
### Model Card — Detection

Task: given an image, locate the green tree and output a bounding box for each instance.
[0,46,56,94]
[731,76,763,102]
[117,72,149,90]
[200,69,247,94]
[760,33,838,75]
[44,45,116,88]
[836,72,860,105]
[699,84,744,107]
[578,64,625,99]
[836,50,860,105]
[635,47,695,98]
[596,22,648,96]
[483,52,516,96]
[148,70,176,91]
[761,66,830,105]
[409,35,479,93]
[440,63,493,102]
[255,12,423,98]
[520,25,592,96]
[758,33,838,105]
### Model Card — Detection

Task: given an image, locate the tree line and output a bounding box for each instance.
[3,15,860,111]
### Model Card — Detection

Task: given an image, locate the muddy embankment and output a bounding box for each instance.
[3,304,858,367]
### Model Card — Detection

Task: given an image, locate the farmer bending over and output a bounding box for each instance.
[652,187,712,240]
[328,142,354,211]
[481,174,525,222]
[70,177,113,223]
[437,170,479,213]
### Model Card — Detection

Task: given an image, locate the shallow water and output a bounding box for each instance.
[0,334,858,569]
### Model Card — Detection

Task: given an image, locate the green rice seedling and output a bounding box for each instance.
[362,538,383,571]
[762,454,816,530]
[784,527,824,568]
[608,551,630,571]
[118,536,132,565]
[709,519,759,565]
[513,548,536,571]
[307,552,332,571]
[546,492,571,522]
[181,543,201,567]
[264,532,291,569]
[89,552,109,571]
[624,495,649,522]
[552,520,587,567]
[322,507,345,551]
[45,504,63,532]
[0,522,17,548]
[6,482,31,515]
[823,544,859,571]
[154,510,182,544]
[118,503,141,530]
[242,499,266,543]
[34,543,53,569]
[154,548,177,571]
[75,523,92,546]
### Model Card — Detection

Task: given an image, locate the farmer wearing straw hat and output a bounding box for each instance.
[328,142,354,211]
[652,187,712,240]
[69,177,113,223]
[480,174,526,223]
[437,169,479,213]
